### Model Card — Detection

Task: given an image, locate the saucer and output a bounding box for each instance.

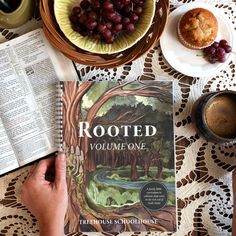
[160,2,235,78]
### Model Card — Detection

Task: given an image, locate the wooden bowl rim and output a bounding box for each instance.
[40,0,170,68]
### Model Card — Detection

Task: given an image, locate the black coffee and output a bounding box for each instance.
[0,0,22,13]
[205,94,236,139]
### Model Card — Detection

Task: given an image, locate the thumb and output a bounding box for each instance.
[55,152,67,189]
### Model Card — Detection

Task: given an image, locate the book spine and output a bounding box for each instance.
[55,82,64,152]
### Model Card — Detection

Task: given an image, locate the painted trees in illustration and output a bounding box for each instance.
[62,81,93,147]
[61,81,175,233]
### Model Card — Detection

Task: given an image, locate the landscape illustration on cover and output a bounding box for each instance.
[60,80,176,233]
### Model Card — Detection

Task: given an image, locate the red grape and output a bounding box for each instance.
[134,6,143,15]
[86,20,97,30]
[78,14,88,24]
[103,29,112,39]
[72,6,81,15]
[105,36,115,44]
[113,14,122,23]
[219,39,228,48]
[79,29,90,36]
[70,15,78,23]
[216,47,226,59]
[202,39,232,64]
[107,11,117,21]
[103,1,114,10]
[223,45,232,53]
[208,56,217,64]
[123,5,132,14]
[106,22,113,30]
[72,25,81,32]
[88,11,97,21]
[134,0,144,6]
[129,13,139,23]
[80,0,90,9]
[98,24,107,33]
[203,46,216,56]
[70,0,143,44]
[113,23,123,32]
[123,0,131,5]
[126,23,135,31]
[122,17,130,25]
[212,41,219,48]
[218,55,226,63]
[114,1,124,10]
[90,0,100,10]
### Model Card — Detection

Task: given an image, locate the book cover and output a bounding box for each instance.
[57,80,176,233]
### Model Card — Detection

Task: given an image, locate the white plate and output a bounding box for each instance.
[160,2,235,77]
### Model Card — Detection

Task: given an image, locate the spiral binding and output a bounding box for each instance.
[55,82,64,152]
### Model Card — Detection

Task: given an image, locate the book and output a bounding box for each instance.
[0,28,78,175]
[57,80,177,233]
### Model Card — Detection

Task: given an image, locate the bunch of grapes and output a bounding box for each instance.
[69,0,145,44]
[203,39,232,64]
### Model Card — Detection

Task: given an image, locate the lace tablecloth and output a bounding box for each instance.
[0,0,236,235]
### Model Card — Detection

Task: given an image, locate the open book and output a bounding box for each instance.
[0,28,78,175]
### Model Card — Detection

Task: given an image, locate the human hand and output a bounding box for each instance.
[21,153,68,236]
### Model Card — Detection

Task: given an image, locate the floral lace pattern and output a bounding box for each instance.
[0,0,236,235]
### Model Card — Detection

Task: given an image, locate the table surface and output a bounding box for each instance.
[0,0,236,236]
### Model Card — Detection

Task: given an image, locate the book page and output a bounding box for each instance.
[41,31,79,81]
[0,118,19,175]
[0,29,68,167]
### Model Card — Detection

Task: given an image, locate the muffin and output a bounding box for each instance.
[177,8,218,49]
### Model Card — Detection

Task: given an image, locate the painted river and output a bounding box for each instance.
[93,169,175,192]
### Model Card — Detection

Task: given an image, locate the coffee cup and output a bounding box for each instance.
[191,90,236,143]
[0,0,33,28]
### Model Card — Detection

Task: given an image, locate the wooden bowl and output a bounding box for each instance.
[40,0,169,68]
